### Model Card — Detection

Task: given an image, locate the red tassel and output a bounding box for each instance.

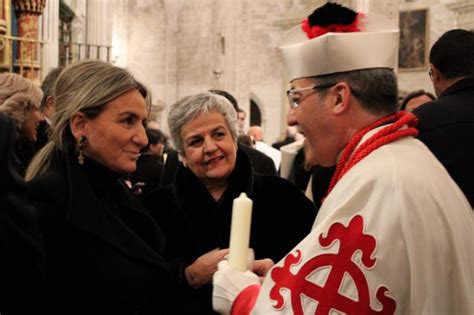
[302,13,364,39]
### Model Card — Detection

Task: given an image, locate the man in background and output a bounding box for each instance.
[413,29,474,208]
[236,108,247,135]
[247,125,281,170]
[399,89,435,112]
[35,67,63,151]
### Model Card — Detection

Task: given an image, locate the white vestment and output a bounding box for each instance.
[254,141,281,170]
[279,139,304,180]
[252,131,474,315]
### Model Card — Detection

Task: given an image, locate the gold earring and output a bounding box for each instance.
[77,136,87,165]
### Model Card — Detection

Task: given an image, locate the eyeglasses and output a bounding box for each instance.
[286,83,336,109]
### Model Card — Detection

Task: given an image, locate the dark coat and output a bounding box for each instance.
[145,149,316,315]
[33,119,50,152]
[27,149,177,315]
[13,136,36,177]
[0,113,45,314]
[288,147,335,210]
[413,78,474,208]
[310,165,336,210]
[239,143,277,176]
[130,154,164,197]
[288,146,312,191]
[272,136,295,150]
[160,144,276,187]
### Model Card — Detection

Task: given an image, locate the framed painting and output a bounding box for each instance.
[399,8,429,71]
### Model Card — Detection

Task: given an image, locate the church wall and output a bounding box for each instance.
[112,0,290,141]
[112,0,167,112]
[176,0,214,94]
[397,1,457,96]
[112,0,474,143]
[247,0,288,142]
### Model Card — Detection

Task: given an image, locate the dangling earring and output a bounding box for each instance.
[77,136,87,165]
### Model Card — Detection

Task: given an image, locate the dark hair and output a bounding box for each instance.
[209,89,239,111]
[135,80,148,99]
[238,134,253,147]
[430,29,474,79]
[141,128,165,153]
[40,67,64,109]
[313,68,399,115]
[399,89,436,110]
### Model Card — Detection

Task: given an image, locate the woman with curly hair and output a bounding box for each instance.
[0,73,43,175]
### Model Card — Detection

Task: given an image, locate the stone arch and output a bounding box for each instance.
[249,91,265,129]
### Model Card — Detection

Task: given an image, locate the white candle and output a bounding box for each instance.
[228,192,253,271]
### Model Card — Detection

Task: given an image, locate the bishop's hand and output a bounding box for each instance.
[212,260,261,314]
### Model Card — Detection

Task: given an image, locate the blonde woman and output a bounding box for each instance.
[26,60,177,314]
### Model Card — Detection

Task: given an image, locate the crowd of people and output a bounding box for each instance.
[0,2,473,315]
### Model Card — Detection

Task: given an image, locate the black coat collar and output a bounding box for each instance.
[440,77,474,98]
[54,150,167,268]
[0,113,23,192]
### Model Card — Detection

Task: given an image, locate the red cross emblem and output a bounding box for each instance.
[270,215,396,314]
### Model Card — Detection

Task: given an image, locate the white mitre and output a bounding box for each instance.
[279,6,400,81]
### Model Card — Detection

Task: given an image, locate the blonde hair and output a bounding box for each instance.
[0,73,42,130]
[25,60,143,180]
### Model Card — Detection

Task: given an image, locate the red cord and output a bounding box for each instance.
[326,111,418,197]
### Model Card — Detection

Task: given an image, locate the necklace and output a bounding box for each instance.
[326,111,419,197]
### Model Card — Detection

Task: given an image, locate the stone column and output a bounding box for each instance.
[86,0,112,61]
[40,0,59,77]
[0,0,7,35]
[211,1,251,121]
[0,0,9,71]
[161,0,182,132]
[351,0,399,21]
[447,1,474,30]
[12,0,46,79]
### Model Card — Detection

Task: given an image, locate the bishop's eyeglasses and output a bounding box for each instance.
[286,82,337,109]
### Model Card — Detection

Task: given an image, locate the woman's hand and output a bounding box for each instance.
[251,258,274,280]
[185,248,229,288]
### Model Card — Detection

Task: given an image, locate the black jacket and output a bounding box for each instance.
[34,119,50,152]
[13,136,36,177]
[413,78,474,208]
[145,149,316,314]
[28,149,177,314]
[131,154,164,198]
[239,143,277,176]
[288,147,335,210]
[272,136,295,150]
[0,113,45,314]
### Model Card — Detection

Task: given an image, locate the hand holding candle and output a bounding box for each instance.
[228,192,253,271]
